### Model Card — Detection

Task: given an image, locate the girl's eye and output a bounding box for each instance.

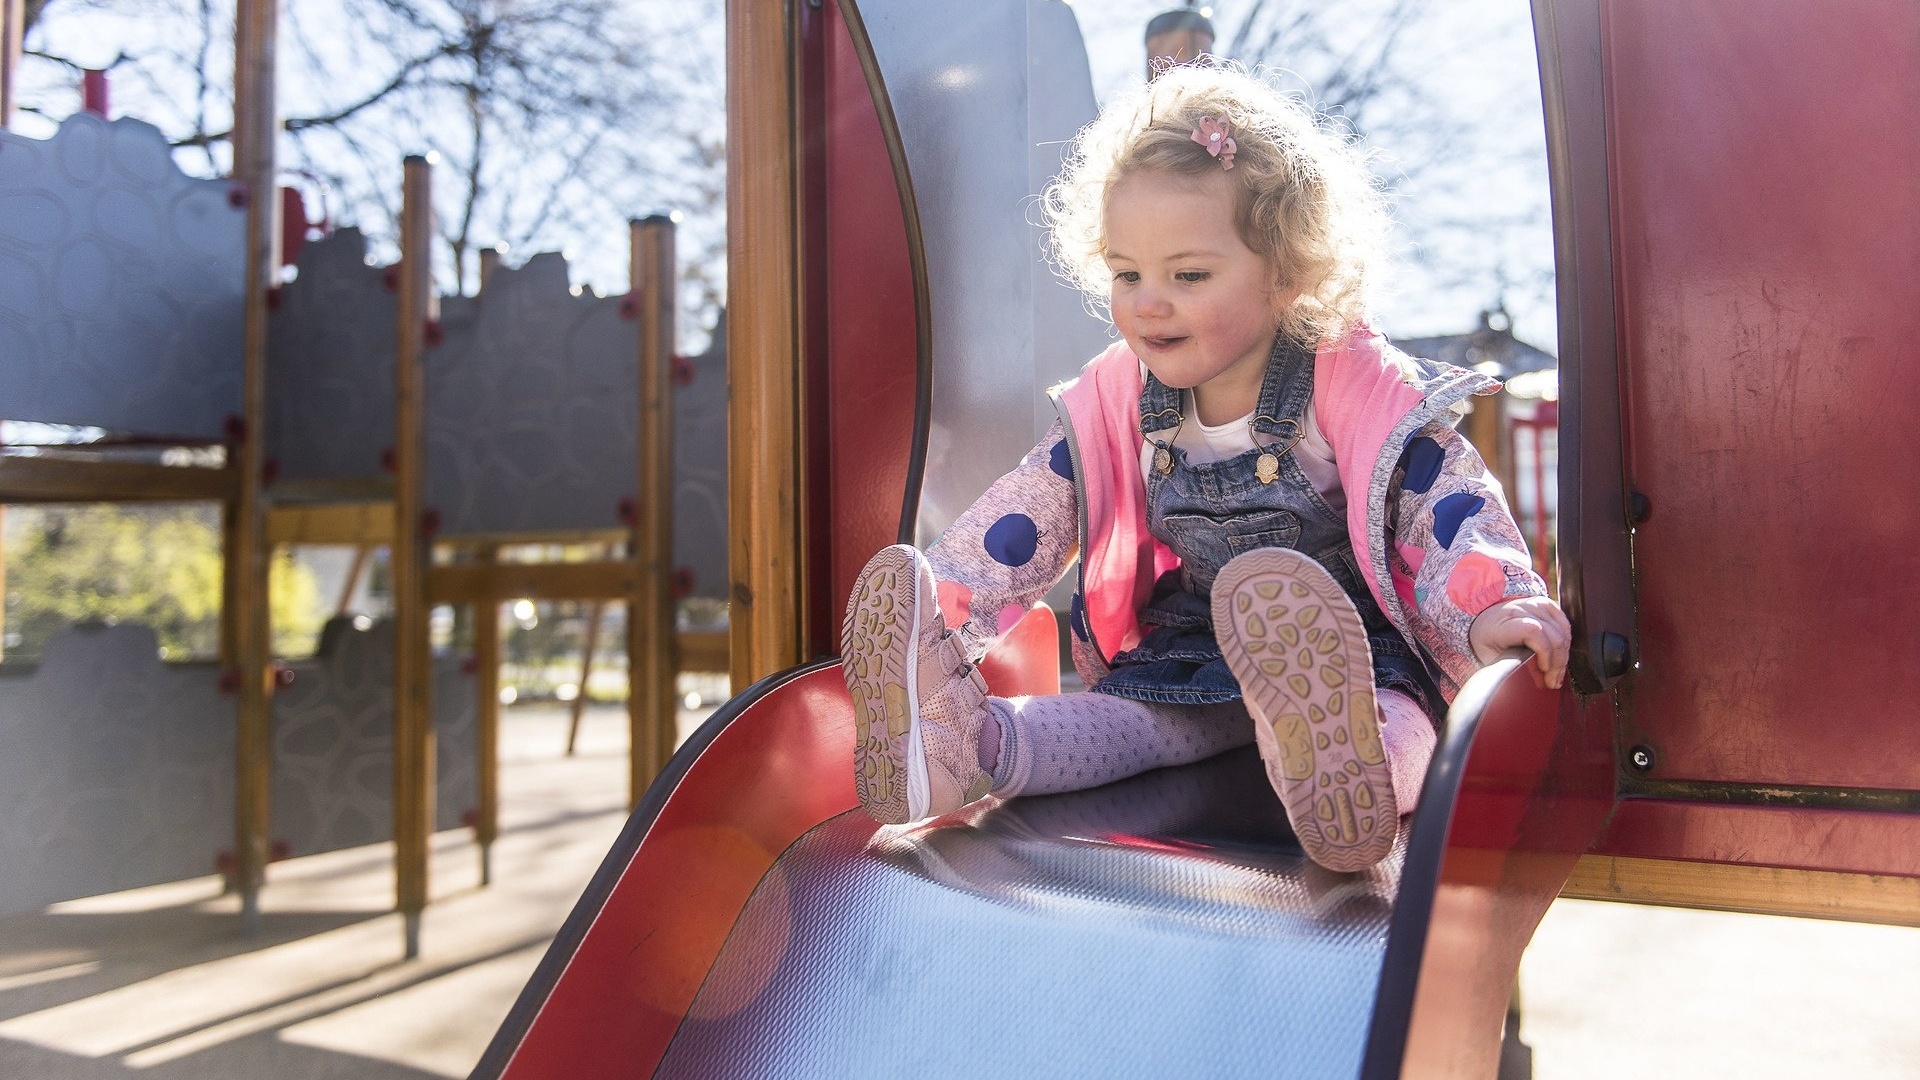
[1176,270,1210,283]
[1112,270,1140,284]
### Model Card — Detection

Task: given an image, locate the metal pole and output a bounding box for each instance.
[228,0,279,939]
[392,153,438,958]
[631,215,677,806]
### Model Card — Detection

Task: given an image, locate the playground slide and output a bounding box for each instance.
[472,622,1608,1079]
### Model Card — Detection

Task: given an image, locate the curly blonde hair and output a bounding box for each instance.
[1043,64,1391,346]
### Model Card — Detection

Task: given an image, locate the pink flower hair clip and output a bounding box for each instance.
[1191,115,1237,170]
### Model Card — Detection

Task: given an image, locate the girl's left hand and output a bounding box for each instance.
[1468,596,1572,690]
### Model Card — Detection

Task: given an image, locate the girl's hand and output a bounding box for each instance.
[1468,596,1572,690]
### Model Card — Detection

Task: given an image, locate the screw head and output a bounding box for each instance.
[1629,744,1656,773]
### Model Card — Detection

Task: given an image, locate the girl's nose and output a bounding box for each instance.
[1130,284,1173,319]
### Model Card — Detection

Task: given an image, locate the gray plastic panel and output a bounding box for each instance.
[0,624,230,914]
[855,0,1108,544]
[0,619,476,914]
[0,113,245,438]
[672,312,729,600]
[424,253,639,537]
[266,228,397,484]
[271,617,477,858]
[1028,0,1115,443]
[657,747,1398,1079]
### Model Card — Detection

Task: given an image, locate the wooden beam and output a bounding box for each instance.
[631,215,678,802]
[426,559,636,605]
[726,0,808,692]
[1563,854,1920,928]
[266,501,393,545]
[675,630,729,674]
[392,153,437,958]
[263,475,392,504]
[0,458,235,503]
[226,0,278,940]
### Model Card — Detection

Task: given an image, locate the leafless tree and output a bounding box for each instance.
[1214,0,1555,339]
[18,0,726,328]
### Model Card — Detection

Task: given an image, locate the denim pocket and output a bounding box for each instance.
[1222,510,1304,556]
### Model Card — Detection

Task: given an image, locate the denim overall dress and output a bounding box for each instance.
[1090,336,1442,718]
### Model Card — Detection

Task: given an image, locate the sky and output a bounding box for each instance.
[1065,0,1559,351]
[14,0,1559,353]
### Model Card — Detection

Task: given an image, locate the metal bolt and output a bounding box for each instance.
[1629,744,1656,773]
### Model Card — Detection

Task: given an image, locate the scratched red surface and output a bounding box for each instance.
[1605,0,1920,799]
[824,0,921,648]
[498,667,863,1080]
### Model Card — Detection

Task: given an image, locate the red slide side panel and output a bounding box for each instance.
[1597,801,1920,879]
[1370,661,1614,1076]
[1596,0,1920,874]
[825,0,921,643]
[1604,1,1920,795]
[975,603,1062,699]
[498,668,863,1080]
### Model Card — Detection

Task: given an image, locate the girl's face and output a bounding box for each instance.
[1103,168,1294,424]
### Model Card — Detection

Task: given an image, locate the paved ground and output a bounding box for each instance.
[1,703,1916,1078]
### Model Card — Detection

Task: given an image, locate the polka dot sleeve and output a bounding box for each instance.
[923,420,1081,661]
[1385,419,1548,677]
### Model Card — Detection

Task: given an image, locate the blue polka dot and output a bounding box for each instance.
[984,513,1039,567]
[1070,593,1089,641]
[1432,493,1486,549]
[1401,436,1444,494]
[1048,439,1073,480]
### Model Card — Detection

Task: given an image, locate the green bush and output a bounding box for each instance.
[3,504,323,661]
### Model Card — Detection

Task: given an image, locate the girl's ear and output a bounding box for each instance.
[1269,267,1301,319]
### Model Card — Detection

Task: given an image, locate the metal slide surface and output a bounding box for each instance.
[654,748,1401,1079]
[477,648,1594,1079]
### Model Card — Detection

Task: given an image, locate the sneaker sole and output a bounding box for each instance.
[1213,548,1396,872]
[843,546,929,824]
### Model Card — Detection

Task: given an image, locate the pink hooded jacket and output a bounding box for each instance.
[927,330,1547,703]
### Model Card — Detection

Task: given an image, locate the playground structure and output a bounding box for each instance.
[0,3,723,956]
[467,0,1920,1077]
[4,0,1916,1074]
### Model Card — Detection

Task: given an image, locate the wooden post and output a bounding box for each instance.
[472,544,500,886]
[631,215,677,805]
[227,0,278,938]
[392,154,437,957]
[565,599,604,756]
[726,0,808,690]
[1463,391,1508,493]
[1,0,22,129]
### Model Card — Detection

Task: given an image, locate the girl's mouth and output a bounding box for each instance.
[1144,335,1187,350]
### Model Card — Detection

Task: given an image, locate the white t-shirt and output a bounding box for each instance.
[1140,387,1345,512]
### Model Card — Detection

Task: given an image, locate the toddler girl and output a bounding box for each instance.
[840,65,1569,872]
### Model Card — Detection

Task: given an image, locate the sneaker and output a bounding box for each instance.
[842,545,994,824]
[1212,547,1397,872]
